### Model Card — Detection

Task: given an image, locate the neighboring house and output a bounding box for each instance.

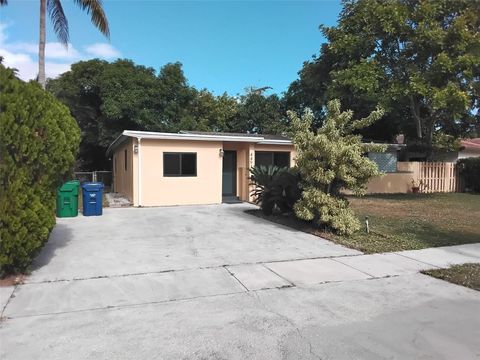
[354,144,411,194]
[367,144,405,173]
[432,138,480,162]
[106,130,295,207]
[458,138,480,159]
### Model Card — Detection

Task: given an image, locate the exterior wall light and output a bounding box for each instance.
[134,144,139,154]
[219,149,224,157]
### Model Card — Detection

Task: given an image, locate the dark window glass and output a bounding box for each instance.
[163,153,197,177]
[255,152,273,167]
[255,151,290,168]
[124,149,127,171]
[181,153,197,176]
[274,152,290,168]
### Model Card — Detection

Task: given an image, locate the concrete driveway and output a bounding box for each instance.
[1,204,479,359]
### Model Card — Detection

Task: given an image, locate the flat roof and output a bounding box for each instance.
[106,129,406,157]
[106,130,293,156]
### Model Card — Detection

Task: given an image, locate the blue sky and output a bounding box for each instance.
[0,0,341,95]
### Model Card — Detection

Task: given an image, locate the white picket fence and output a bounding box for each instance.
[411,162,461,193]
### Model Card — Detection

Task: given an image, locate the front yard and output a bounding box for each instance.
[423,263,480,291]
[248,193,480,253]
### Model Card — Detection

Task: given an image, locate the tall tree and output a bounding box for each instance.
[48,59,243,169]
[233,89,287,134]
[288,0,480,154]
[0,0,110,88]
[48,59,159,169]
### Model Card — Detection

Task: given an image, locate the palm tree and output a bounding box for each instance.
[0,0,109,88]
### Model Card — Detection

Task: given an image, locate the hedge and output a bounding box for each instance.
[0,65,80,275]
[458,157,480,193]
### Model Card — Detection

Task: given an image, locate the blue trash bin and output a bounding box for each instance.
[82,182,104,216]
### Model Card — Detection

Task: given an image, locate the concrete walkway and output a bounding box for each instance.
[1,205,479,359]
[2,243,479,319]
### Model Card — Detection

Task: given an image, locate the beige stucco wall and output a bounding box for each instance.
[364,162,416,194]
[112,138,134,201]
[366,172,414,194]
[113,138,296,207]
[138,139,223,206]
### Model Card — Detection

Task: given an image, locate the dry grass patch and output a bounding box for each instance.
[247,193,480,253]
[423,263,480,291]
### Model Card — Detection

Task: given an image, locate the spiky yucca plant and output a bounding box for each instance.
[250,165,301,215]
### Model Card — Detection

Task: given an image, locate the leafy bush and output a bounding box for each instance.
[250,165,301,215]
[0,65,80,275]
[289,99,386,235]
[458,158,480,193]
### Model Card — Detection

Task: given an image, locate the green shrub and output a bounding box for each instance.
[0,65,80,275]
[458,157,480,193]
[289,100,386,235]
[250,165,301,215]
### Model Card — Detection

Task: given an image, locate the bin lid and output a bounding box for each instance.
[82,182,104,191]
[58,180,80,194]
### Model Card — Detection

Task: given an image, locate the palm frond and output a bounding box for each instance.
[47,0,69,45]
[0,0,8,6]
[74,0,110,38]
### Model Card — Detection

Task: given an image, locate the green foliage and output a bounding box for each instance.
[0,65,80,275]
[289,99,386,235]
[458,157,480,192]
[233,90,287,135]
[287,0,480,151]
[250,165,301,215]
[432,132,461,152]
[48,60,288,170]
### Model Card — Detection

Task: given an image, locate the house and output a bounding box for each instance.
[106,129,412,206]
[431,138,480,162]
[457,138,480,160]
[106,130,295,207]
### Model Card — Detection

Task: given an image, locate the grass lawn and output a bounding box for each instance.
[423,263,480,291]
[247,193,480,253]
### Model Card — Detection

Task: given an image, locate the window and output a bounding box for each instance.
[255,151,290,168]
[124,149,127,171]
[163,152,197,177]
[368,152,397,173]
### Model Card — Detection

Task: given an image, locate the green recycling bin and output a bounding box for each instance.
[56,180,80,217]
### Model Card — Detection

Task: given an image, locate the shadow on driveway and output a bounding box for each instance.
[28,223,72,273]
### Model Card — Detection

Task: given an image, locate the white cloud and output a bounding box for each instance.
[0,22,121,81]
[6,41,81,60]
[84,43,120,58]
[0,47,37,79]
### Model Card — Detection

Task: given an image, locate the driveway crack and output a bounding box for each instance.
[247,291,323,360]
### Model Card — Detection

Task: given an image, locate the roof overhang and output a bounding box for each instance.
[106,130,293,156]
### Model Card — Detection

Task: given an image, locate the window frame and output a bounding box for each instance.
[163,152,197,177]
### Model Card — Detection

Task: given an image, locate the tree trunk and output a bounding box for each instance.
[408,95,423,139]
[38,0,46,89]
